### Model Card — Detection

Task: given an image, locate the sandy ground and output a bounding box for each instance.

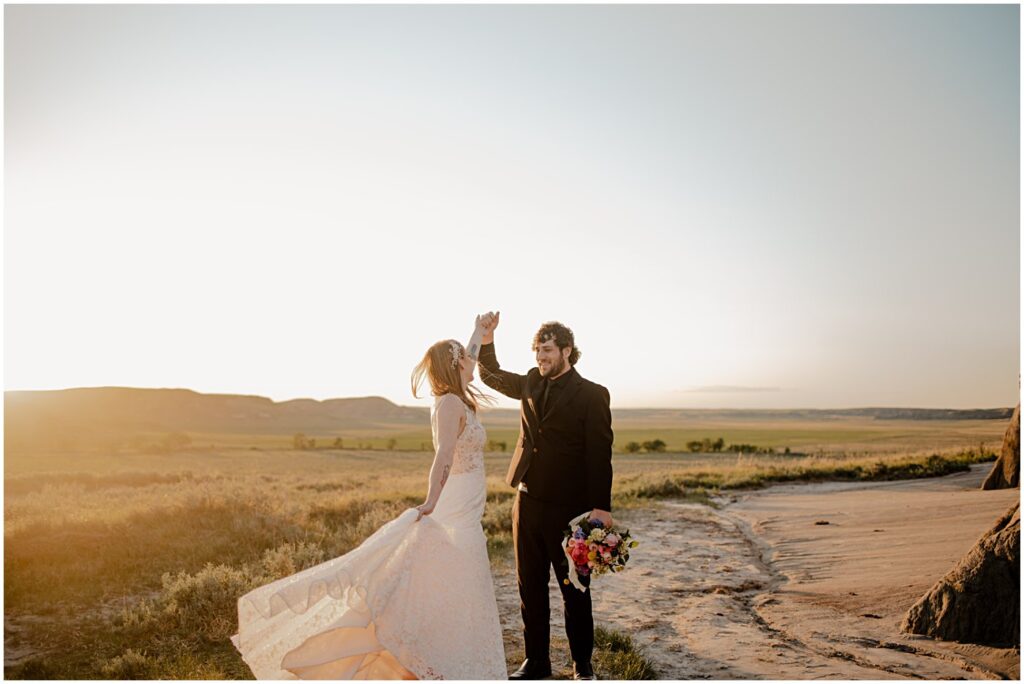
[494,464,1020,679]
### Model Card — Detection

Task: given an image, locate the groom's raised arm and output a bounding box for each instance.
[478,342,527,400]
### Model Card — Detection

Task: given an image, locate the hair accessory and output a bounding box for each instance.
[449,340,462,368]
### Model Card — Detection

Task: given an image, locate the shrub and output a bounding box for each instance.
[594,626,657,679]
[259,540,327,579]
[118,596,159,630]
[100,649,154,679]
[161,562,266,641]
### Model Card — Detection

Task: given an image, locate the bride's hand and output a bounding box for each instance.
[415,502,435,521]
[479,311,499,343]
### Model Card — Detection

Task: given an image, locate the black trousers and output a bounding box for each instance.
[512,490,594,665]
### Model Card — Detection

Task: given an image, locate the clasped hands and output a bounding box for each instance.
[476,311,499,344]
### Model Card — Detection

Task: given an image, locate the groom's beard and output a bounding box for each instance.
[539,355,566,378]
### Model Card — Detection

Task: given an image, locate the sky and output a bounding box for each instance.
[5,4,1020,410]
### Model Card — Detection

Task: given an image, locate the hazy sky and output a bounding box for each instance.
[5,4,1020,409]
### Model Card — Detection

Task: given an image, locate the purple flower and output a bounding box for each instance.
[573,529,586,540]
[590,519,604,529]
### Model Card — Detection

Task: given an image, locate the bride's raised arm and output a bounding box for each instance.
[463,314,488,378]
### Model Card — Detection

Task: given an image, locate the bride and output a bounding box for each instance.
[231,315,508,679]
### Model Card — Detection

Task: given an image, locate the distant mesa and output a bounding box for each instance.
[3,387,429,453]
[2,386,1015,454]
[627,406,1014,422]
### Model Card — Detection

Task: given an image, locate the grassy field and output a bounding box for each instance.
[38,415,1009,456]
[3,415,1007,679]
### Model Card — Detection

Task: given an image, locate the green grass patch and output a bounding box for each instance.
[608,448,997,508]
[594,626,658,679]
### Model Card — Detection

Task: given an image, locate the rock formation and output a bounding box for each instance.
[983,403,1020,490]
[901,502,1020,646]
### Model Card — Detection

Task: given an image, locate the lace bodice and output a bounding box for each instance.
[432,395,486,475]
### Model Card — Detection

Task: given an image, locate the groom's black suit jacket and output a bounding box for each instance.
[478,342,613,513]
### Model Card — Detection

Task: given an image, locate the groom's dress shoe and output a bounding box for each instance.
[509,659,552,680]
[572,662,596,680]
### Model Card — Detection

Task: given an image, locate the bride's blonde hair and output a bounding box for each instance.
[411,339,493,413]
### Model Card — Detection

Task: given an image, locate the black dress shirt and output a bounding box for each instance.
[541,368,571,416]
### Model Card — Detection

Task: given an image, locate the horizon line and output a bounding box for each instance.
[3,385,1016,413]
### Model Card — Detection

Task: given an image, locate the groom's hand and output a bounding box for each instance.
[589,509,613,528]
[480,311,499,344]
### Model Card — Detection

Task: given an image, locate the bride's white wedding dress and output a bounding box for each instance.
[231,394,507,680]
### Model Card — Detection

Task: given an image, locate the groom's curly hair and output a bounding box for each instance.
[532,322,581,366]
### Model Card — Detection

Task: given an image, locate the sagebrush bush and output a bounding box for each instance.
[117,596,159,630]
[482,495,513,538]
[99,649,153,679]
[259,540,327,578]
[161,563,267,641]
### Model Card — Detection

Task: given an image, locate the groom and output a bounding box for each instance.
[477,312,613,681]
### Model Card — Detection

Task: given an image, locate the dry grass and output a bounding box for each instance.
[3,420,1004,679]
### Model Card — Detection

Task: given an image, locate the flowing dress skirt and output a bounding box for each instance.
[231,468,507,680]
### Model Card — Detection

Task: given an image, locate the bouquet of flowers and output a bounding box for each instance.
[562,512,638,592]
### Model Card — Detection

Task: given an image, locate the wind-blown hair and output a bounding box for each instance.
[532,322,581,366]
[411,339,493,413]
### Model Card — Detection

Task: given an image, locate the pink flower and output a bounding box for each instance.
[604,533,620,547]
[570,544,590,566]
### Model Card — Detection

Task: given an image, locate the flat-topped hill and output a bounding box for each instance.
[5,386,1013,453]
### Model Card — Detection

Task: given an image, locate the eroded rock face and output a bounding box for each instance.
[983,404,1020,490]
[901,503,1020,647]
